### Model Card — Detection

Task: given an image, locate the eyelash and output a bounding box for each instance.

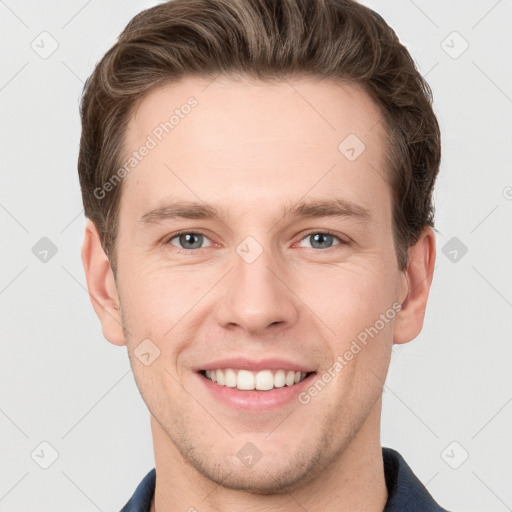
[165,229,348,254]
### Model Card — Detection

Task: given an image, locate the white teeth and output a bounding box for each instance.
[274,369,286,388]
[255,370,274,391]
[285,370,295,386]
[224,368,237,387]
[237,369,255,390]
[203,368,309,391]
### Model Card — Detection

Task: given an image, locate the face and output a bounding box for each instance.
[108,76,410,492]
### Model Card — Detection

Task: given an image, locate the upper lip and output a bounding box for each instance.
[194,357,316,373]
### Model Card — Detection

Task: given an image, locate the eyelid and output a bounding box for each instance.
[165,229,348,253]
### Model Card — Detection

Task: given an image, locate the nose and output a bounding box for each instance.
[214,244,299,336]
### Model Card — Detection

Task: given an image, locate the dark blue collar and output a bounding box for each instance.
[120,447,449,511]
[382,448,449,511]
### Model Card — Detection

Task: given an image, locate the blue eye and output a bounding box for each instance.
[299,232,342,249]
[168,232,212,251]
[166,230,345,253]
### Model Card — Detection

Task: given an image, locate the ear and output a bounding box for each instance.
[393,227,436,344]
[81,219,126,346]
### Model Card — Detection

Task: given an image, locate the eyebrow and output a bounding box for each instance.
[139,198,371,227]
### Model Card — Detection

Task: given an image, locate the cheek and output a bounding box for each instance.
[300,258,399,342]
[118,265,213,371]
[118,264,188,326]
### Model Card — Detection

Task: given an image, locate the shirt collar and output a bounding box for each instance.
[382,447,449,511]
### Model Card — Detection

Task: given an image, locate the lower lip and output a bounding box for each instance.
[196,372,315,412]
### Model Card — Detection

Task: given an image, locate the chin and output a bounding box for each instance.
[175,438,328,494]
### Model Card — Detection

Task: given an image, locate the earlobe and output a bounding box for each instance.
[81,219,126,346]
[393,227,436,345]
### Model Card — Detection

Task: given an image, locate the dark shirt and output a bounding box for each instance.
[120,447,450,511]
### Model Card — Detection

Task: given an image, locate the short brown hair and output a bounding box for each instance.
[78,0,441,273]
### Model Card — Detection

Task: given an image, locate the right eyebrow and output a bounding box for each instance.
[139,200,223,226]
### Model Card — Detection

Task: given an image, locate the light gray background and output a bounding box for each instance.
[1,0,511,510]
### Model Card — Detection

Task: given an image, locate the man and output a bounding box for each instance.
[78,0,448,510]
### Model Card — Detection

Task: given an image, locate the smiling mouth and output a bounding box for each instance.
[199,368,316,391]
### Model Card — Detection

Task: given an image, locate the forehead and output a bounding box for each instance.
[119,75,390,227]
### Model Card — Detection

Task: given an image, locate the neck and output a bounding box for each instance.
[150,400,387,512]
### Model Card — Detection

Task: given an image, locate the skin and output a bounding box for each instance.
[82,76,436,512]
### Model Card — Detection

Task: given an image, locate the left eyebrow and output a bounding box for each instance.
[281,198,372,222]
